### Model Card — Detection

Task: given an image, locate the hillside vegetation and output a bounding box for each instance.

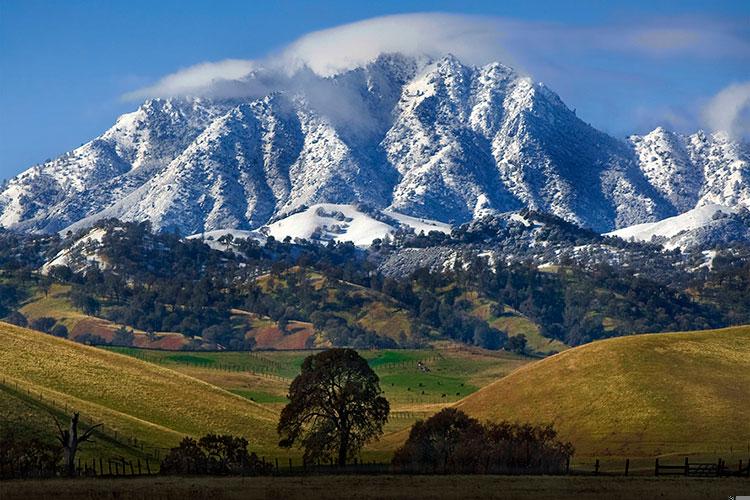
[456,325,750,458]
[0,322,281,457]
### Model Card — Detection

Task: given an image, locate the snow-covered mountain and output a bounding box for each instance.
[2,53,748,238]
[608,203,750,250]
[629,127,750,213]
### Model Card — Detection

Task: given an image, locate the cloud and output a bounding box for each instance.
[275,13,515,76]
[703,81,750,139]
[123,59,256,100]
[124,13,749,101]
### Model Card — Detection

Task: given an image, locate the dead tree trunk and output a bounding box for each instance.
[54,412,101,477]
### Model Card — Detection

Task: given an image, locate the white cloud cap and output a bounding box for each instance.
[704,81,750,139]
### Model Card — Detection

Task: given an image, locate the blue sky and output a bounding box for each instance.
[1,0,748,180]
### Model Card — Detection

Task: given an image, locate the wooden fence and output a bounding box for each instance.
[655,457,750,478]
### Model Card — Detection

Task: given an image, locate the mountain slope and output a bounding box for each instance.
[456,325,750,458]
[629,127,750,213]
[0,321,281,455]
[608,203,750,250]
[1,53,748,236]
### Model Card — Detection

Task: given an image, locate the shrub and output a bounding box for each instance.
[160,434,272,476]
[393,409,573,474]
[30,317,56,333]
[50,324,68,338]
[4,310,27,327]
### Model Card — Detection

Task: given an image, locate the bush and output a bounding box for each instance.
[4,310,27,327]
[160,434,272,476]
[111,326,135,347]
[392,409,573,474]
[75,333,108,346]
[0,423,61,478]
[30,317,56,333]
[50,324,68,338]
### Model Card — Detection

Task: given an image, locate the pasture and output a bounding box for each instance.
[1,475,747,500]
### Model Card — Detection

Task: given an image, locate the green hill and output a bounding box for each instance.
[0,321,281,458]
[456,325,750,459]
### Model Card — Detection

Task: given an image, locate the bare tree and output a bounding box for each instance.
[53,412,101,476]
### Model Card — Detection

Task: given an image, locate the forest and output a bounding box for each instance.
[1,218,749,351]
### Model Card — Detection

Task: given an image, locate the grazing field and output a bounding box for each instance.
[0,382,151,464]
[457,325,750,460]
[0,322,281,458]
[105,344,532,439]
[106,345,531,406]
[1,475,747,500]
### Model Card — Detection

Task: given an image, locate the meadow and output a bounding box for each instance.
[3,319,749,469]
[1,475,747,500]
[457,325,750,461]
[0,322,279,460]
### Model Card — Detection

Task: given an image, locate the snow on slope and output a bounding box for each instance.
[41,227,109,274]
[238,204,452,248]
[383,210,452,235]
[3,54,749,237]
[607,204,738,249]
[264,204,393,246]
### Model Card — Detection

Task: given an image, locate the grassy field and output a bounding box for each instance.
[457,325,750,460]
[19,284,189,349]
[466,293,569,355]
[106,345,531,407]
[0,322,281,458]
[0,382,152,464]
[105,344,532,442]
[1,475,747,500]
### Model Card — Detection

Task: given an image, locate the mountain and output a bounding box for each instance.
[1,54,748,237]
[608,203,750,250]
[630,127,750,212]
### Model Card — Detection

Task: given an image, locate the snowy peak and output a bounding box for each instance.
[2,53,749,239]
[629,127,750,213]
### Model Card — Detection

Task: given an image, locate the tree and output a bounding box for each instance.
[392,408,483,473]
[506,334,528,354]
[111,326,135,346]
[160,434,271,476]
[50,324,68,338]
[30,317,56,333]
[392,409,574,474]
[4,310,27,327]
[277,348,389,466]
[53,412,101,477]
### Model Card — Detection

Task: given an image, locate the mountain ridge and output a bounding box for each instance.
[1,53,748,236]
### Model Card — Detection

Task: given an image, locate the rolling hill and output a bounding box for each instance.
[456,325,750,458]
[0,321,282,458]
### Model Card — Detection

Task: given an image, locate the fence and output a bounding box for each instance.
[0,378,169,462]
[655,457,750,478]
[0,455,158,480]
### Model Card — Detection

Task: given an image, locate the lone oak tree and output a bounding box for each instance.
[278,348,389,466]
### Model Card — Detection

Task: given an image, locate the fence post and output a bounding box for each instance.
[684,457,689,476]
[99,458,103,477]
[275,458,279,473]
[289,458,292,471]
[625,458,629,476]
[716,458,722,477]
[138,459,142,475]
[655,458,659,476]
[594,459,599,475]
[146,459,151,475]
[566,457,570,475]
